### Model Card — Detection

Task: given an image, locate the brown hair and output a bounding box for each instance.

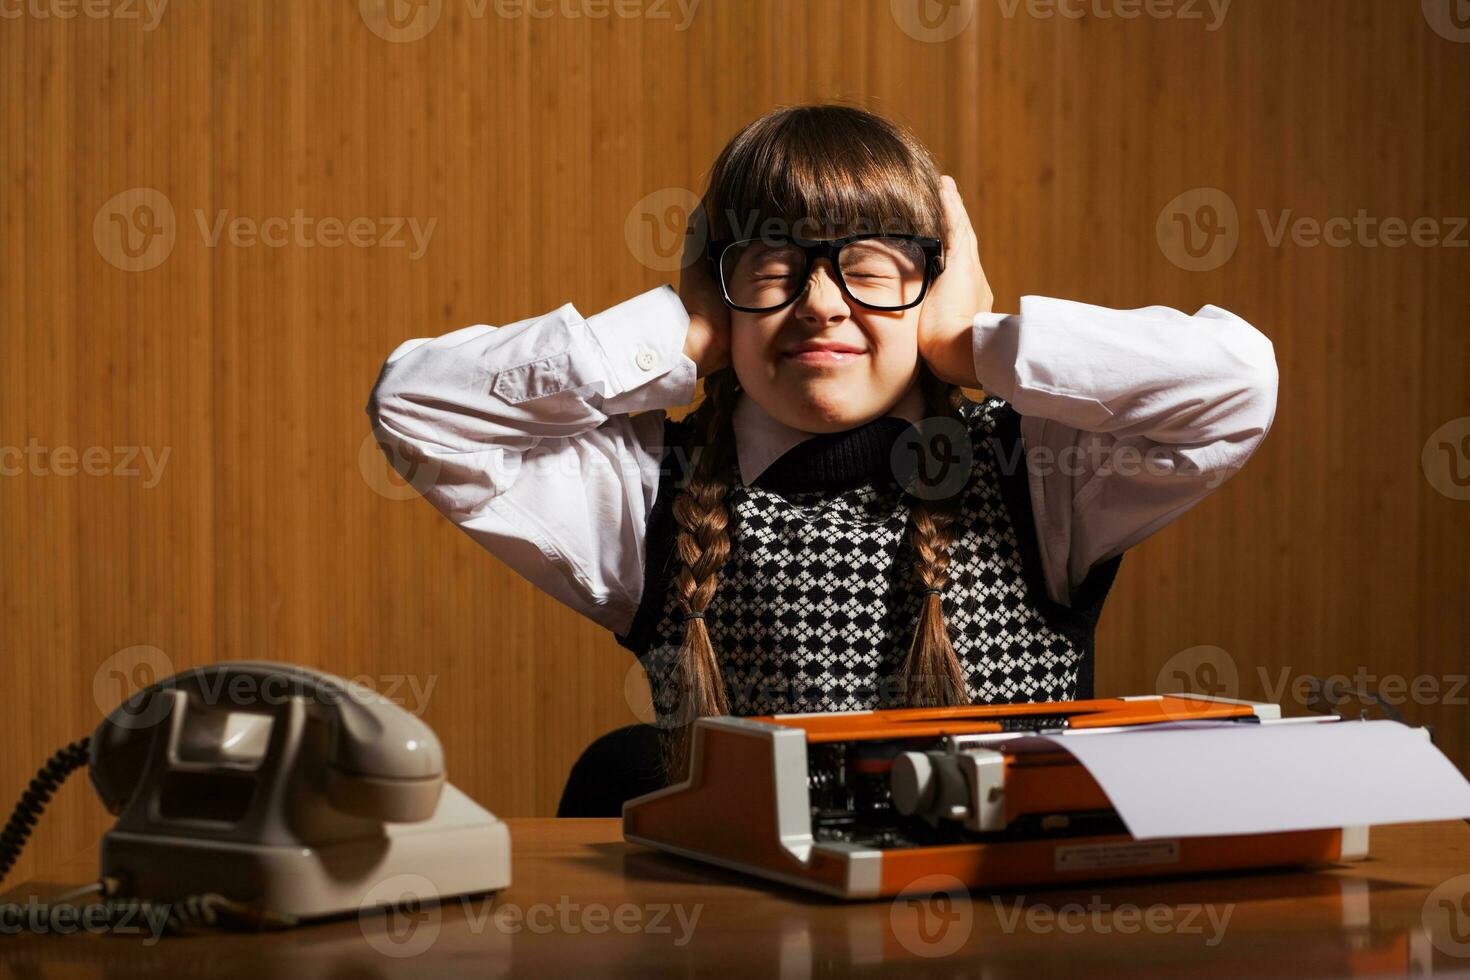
[662,103,971,778]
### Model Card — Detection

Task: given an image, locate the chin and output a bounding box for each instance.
[780,386,881,434]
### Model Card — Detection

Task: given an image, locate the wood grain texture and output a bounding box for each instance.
[8,819,1470,974]
[2,0,1467,885]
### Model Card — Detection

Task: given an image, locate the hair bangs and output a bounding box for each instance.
[703,104,943,243]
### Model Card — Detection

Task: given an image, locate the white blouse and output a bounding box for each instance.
[365,285,1278,636]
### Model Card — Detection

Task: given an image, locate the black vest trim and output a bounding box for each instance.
[984,403,1121,699]
[614,415,691,655]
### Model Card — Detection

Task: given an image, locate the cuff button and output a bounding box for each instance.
[635,347,659,371]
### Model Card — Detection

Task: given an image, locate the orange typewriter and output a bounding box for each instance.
[622,694,1372,898]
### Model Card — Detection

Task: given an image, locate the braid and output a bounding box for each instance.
[898,368,972,707]
[660,367,741,779]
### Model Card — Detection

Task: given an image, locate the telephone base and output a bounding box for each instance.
[100,784,512,922]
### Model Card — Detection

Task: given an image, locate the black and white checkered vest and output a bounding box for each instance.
[614,395,1120,722]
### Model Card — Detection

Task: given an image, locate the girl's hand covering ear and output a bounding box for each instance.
[918,175,993,388]
[679,203,732,379]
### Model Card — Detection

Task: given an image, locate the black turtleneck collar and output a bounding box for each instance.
[752,416,913,494]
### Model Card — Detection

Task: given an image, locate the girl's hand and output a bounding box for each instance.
[918,175,993,388]
[679,203,731,378]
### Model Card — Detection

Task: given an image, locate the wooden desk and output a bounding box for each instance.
[4,819,1470,977]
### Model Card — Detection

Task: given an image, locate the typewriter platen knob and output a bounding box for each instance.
[892,749,1000,829]
[891,752,937,816]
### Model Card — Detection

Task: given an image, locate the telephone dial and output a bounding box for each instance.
[0,661,511,931]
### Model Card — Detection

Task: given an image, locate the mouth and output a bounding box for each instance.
[782,343,868,366]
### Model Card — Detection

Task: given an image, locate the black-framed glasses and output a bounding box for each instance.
[705,233,944,313]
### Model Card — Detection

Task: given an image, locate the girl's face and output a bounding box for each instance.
[730,258,924,434]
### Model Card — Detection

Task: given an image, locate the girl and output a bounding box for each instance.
[366,104,1277,815]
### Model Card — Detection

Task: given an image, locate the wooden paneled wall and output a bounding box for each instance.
[3,0,1467,882]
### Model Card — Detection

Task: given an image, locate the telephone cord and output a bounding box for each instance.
[0,737,296,934]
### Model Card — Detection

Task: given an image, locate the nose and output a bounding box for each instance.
[793,259,851,328]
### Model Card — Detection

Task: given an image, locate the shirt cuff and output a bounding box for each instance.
[586,284,699,413]
[971,311,1020,402]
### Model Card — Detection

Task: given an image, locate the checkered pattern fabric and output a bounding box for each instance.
[627,396,1112,723]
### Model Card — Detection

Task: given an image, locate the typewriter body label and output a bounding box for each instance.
[1054,839,1181,872]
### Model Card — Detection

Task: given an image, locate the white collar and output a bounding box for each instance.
[731,381,928,486]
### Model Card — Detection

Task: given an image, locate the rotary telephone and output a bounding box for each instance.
[0,661,510,932]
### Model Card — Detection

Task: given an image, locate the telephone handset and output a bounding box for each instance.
[1,661,511,930]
